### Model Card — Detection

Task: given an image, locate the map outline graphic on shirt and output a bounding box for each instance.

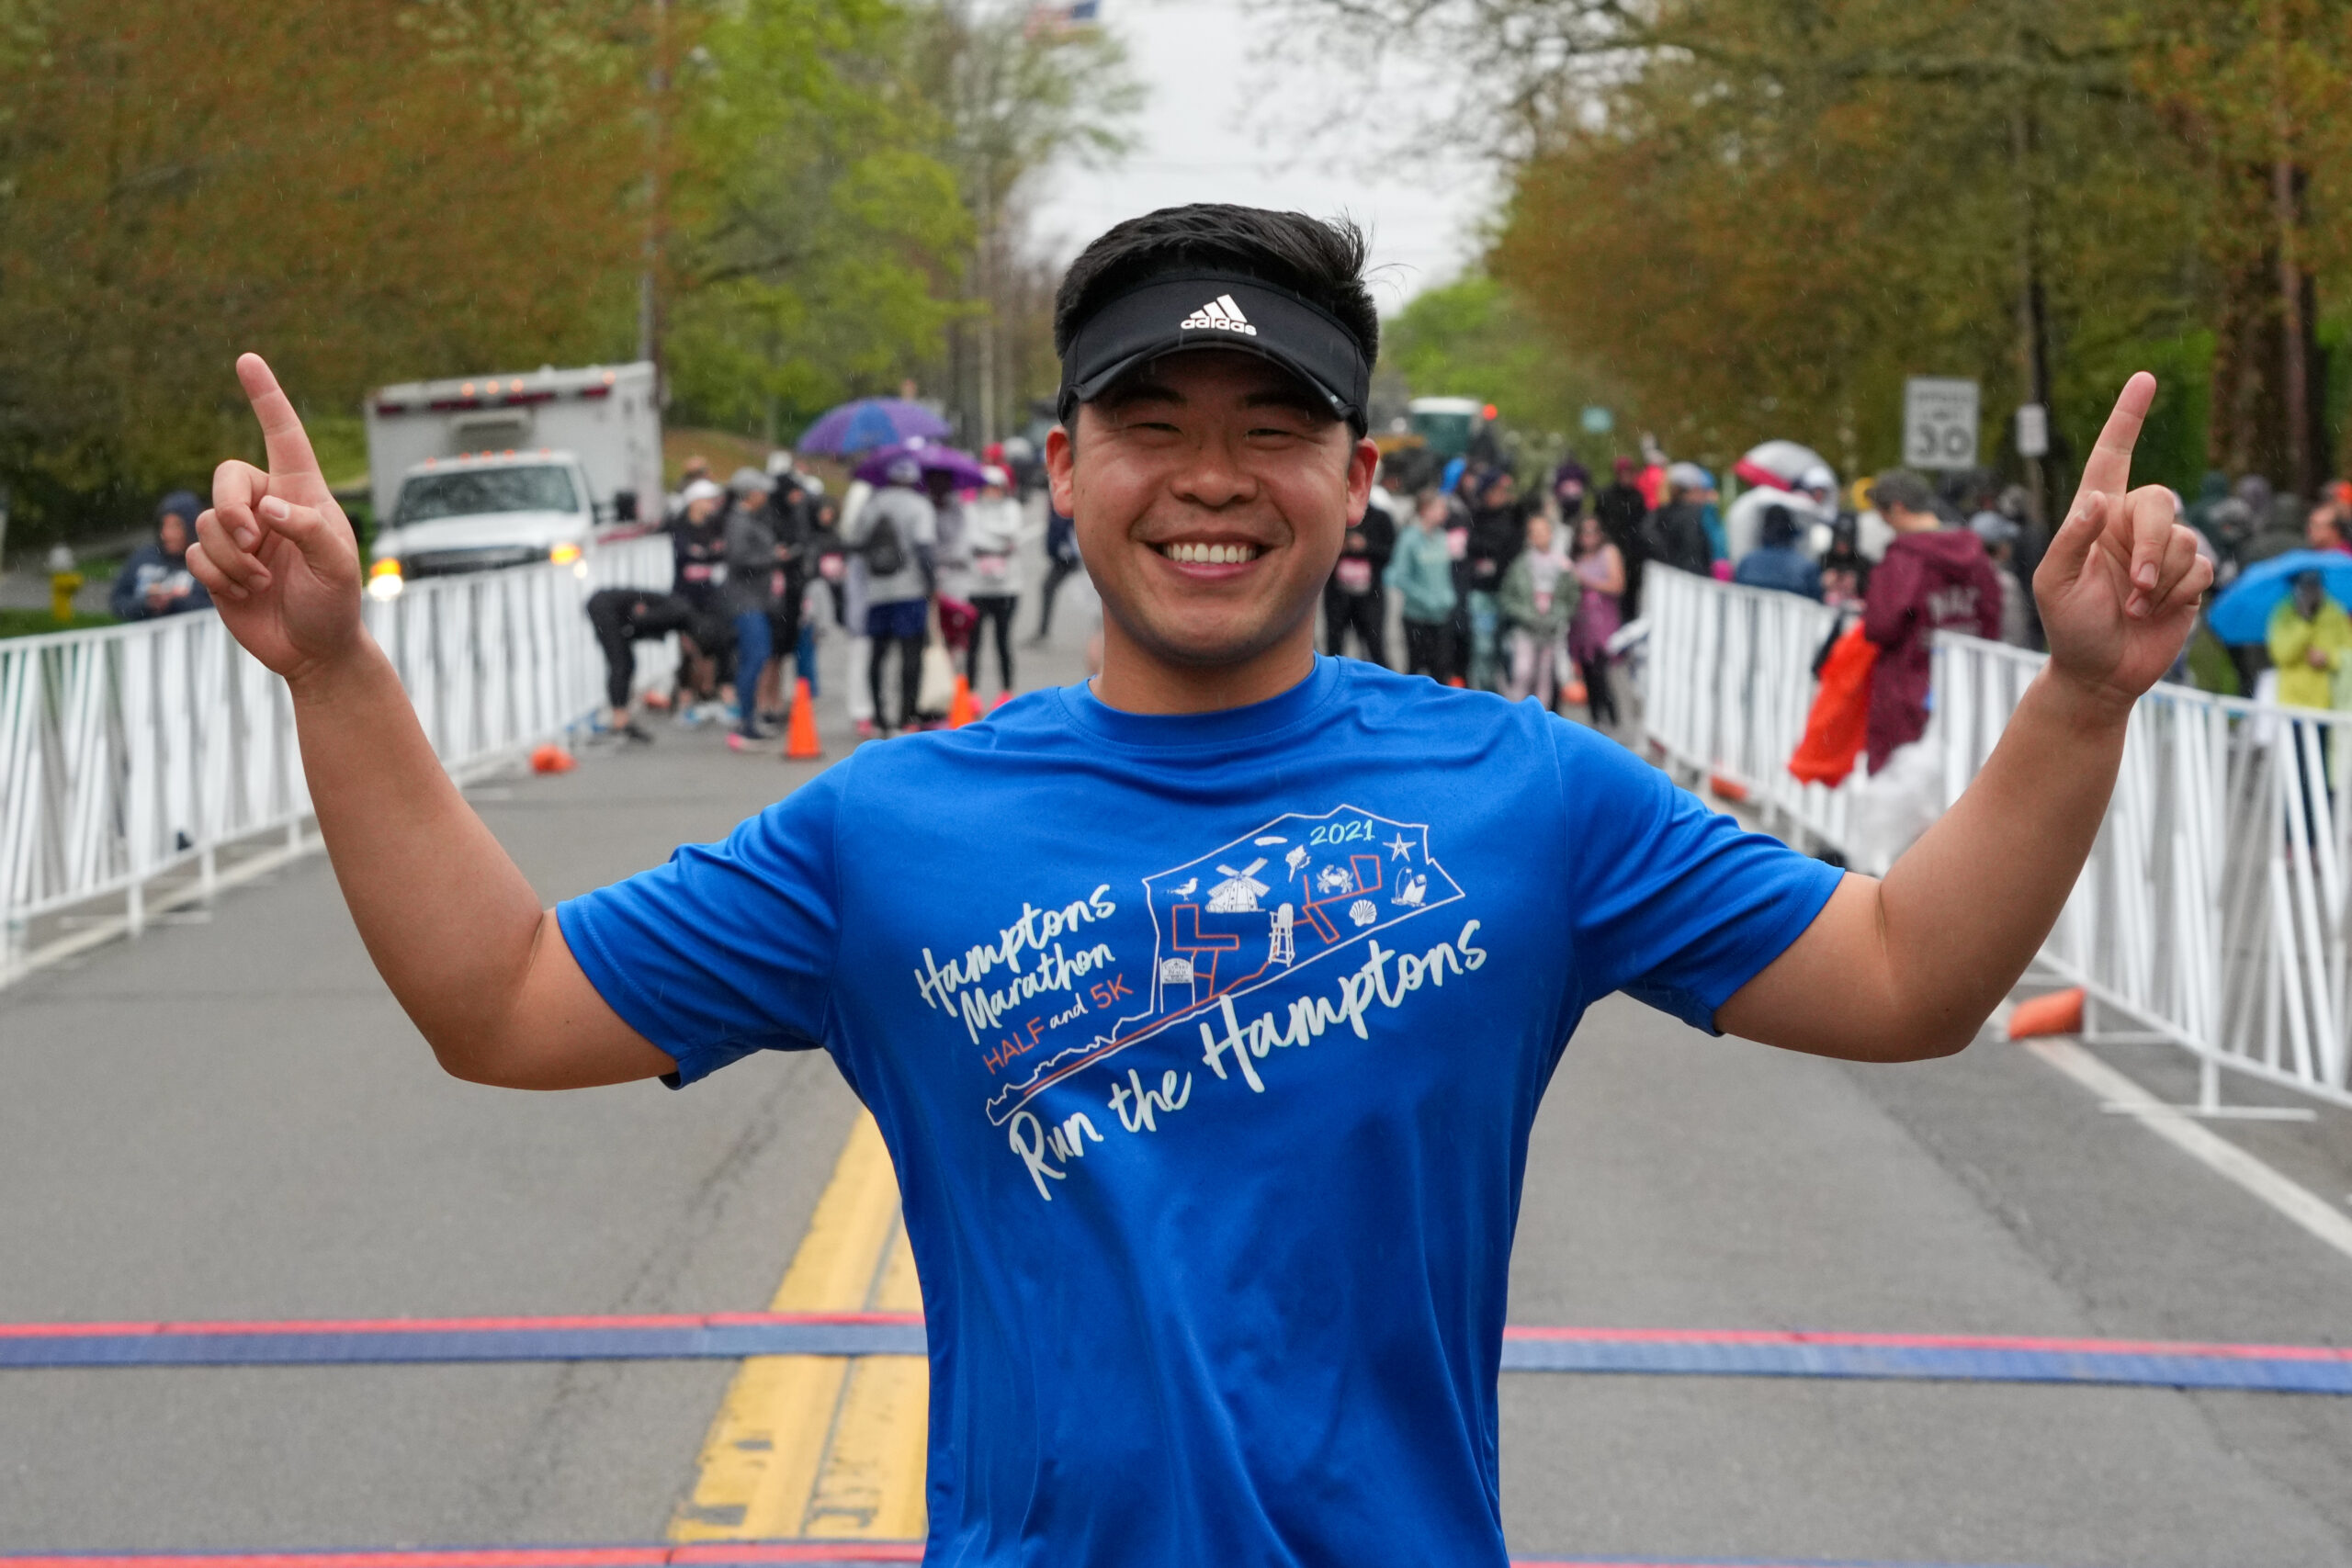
[982,805,1463,1124]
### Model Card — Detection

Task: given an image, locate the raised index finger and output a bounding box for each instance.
[234,352,326,492]
[2073,371,2155,510]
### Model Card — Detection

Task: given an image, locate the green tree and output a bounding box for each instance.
[1282,0,2351,499]
[1382,275,1612,452]
[0,0,643,545]
[662,0,977,442]
[910,1,1140,445]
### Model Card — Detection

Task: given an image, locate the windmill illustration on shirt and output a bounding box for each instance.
[983,804,1465,1125]
[1205,859,1269,912]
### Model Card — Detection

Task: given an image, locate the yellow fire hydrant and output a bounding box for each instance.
[46,544,80,624]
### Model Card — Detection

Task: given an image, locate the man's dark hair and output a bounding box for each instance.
[1054,204,1379,376]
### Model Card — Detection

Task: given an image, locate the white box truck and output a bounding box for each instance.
[362,361,662,595]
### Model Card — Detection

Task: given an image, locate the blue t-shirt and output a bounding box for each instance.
[559,657,1841,1566]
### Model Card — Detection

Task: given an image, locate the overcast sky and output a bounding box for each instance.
[1027,0,1494,314]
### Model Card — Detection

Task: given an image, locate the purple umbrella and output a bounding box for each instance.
[853,441,988,491]
[798,398,952,456]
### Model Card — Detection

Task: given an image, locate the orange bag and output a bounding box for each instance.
[1788,623,1877,787]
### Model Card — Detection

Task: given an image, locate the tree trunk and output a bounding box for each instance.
[2273,154,2311,497]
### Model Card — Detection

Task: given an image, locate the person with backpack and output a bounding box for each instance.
[842,455,936,738]
[719,468,782,749]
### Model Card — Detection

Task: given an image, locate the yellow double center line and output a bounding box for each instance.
[670,1111,928,1541]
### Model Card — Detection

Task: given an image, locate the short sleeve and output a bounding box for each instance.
[557,768,844,1086]
[1553,720,1843,1032]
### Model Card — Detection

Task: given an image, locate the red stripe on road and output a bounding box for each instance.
[0,1555,2014,1568]
[0,1549,925,1568]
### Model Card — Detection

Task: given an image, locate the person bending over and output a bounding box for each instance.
[187,203,2208,1568]
[584,587,695,741]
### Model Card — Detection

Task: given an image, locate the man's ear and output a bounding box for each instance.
[1344,434,1378,525]
[1046,421,1078,520]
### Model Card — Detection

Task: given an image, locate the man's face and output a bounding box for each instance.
[2308,507,2341,550]
[1046,350,1375,668]
[158,514,188,555]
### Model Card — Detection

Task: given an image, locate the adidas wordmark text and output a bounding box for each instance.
[1179,294,1259,337]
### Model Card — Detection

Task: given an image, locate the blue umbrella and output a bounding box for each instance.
[2208,550,2352,644]
[798,398,952,457]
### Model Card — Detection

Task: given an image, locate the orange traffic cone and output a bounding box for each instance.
[2007,987,2084,1040]
[530,742,576,774]
[946,671,978,728]
[784,677,823,760]
[1564,678,1589,706]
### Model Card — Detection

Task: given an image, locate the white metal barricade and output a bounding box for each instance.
[1640,567,1860,858]
[1644,565,2352,1112]
[0,533,673,976]
[1939,636,2352,1111]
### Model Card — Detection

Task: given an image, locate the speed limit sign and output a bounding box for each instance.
[1903,378,1980,470]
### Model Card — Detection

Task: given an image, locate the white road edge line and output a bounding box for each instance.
[2014,1028,2352,1267]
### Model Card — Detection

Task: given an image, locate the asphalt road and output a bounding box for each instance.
[3,555,2350,1564]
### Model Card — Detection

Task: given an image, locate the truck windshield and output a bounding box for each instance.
[393,466,578,525]
[1408,410,1477,458]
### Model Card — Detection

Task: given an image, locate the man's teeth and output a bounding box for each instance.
[1160,542,1261,565]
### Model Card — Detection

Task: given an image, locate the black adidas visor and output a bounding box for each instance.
[1056,270,1371,433]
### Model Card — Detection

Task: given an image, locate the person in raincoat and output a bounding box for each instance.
[1497,511,1578,709]
[1386,490,1460,682]
[2267,570,2352,710]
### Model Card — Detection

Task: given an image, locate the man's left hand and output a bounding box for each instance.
[2031,373,2214,716]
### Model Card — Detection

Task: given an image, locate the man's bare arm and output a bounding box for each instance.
[187,354,673,1089]
[1717,374,2212,1062]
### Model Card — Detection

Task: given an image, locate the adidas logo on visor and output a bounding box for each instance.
[1178,293,1259,336]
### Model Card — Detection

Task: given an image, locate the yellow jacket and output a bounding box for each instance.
[2267,597,2352,709]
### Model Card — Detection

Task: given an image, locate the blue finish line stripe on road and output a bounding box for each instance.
[0,1551,2055,1568]
[1,1314,2346,1393]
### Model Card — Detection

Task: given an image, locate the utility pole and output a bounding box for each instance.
[2269,0,2311,497]
[638,0,674,400]
[976,171,997,448]
[2009,97,2052,526]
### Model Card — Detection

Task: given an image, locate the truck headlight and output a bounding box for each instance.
[368,558,405,600]
[549,542,583,567]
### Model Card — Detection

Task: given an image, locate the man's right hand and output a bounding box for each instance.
[187,354,365,686]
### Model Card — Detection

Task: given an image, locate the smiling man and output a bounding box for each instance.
[190,205,2209,1565]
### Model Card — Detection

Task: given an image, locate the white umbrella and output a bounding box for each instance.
[1733,440,1830,492]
